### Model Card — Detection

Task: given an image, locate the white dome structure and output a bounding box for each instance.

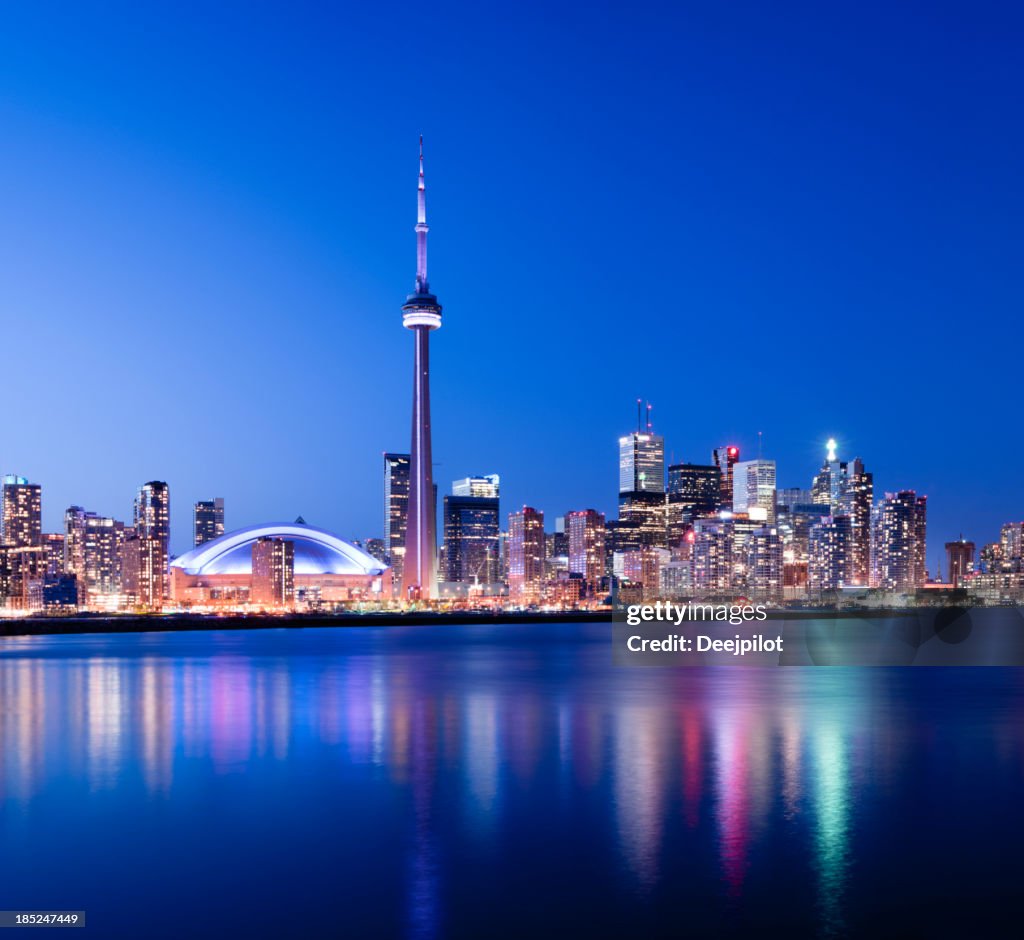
[172,522,386,577]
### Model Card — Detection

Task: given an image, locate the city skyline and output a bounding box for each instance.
[2,3,1022,553]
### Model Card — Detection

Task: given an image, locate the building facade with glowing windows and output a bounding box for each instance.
[2,476,42,548]
[567,509,606,591]
[170,522,389,609]
[442,482,501,586]
[508,506,545,600]
[732,459,777,522]
[667,463,720,547]
[712,445,740,511]
[194,498,225,547]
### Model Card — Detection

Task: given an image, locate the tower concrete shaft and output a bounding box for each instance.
[400,137,442,600]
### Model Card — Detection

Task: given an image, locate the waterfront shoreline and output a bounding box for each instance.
[0,606,975,639]
[0,609,609,638]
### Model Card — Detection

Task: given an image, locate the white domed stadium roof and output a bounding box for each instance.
[171,523,386,577]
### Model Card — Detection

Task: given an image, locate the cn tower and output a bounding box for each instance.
[400,136,442,601]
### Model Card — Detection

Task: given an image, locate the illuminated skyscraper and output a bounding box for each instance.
[712,445,740,511]
[841,458,873,586]
[384,453,410,591]
[732,459,777,522]
[508,507,545,599]
[811,439,842,507]
[567,510,606,588]
[134,482,170,550]
[618,413,666,549]
[619,429,664,495]
[809,443,872,586]
[1000,522,1024,570]
[64,507,126,597]
[122,535,167,610]
[400,138,443,602]
[876,491,928,593]
[442,479,500,585]
[0,544,47,608]
[2,476,42,547]
[691,517,733,596]
[667,463,720,546]
[250,537,295,608]
[808,514,853,593]
[194,498,225,547]
[133,481,170,605]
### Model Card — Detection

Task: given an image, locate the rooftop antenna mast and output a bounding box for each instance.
[646,402,653,433]
[636,398,642,433]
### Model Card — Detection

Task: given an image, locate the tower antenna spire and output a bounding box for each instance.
[636,398,642,433]
[415,135,428,292]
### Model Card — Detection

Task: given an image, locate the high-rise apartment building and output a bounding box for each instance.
[0,544,48,607]
[64,507,126,597]
[42,532,66,575]
[841,458,873,586]
[876,491,928,593]
[567,510,606,588]
[194,498,225,547]
[1000,522,1024,571]
[808,446,872,586]
[135,482,170,548]
[122,535,167,610]
[134,481,170,604]
[384,453,411,591]
[691,517,733,596]
[616,547,666,600]
[251,537,295,608]
[746,527,783,602]
[508,507,545,600]
[808,515,853,593]
[2,476,42,547]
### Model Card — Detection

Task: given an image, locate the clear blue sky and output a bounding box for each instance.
[0,1,1020,561]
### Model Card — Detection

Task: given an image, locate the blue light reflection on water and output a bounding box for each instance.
[1,622,1022,937]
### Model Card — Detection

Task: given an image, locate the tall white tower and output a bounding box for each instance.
[400,137,442,601]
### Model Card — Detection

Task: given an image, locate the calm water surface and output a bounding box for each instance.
[1,622,1022,938]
